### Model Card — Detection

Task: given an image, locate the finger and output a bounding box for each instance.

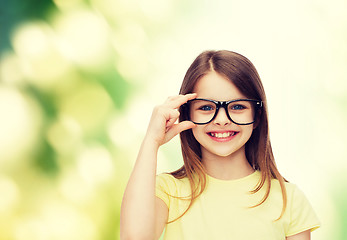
[164,121,196,143]
[165,93,197,109]
[165,109,180,130]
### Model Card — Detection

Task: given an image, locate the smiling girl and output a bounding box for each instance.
[120,50,320,240]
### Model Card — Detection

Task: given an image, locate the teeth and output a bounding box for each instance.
[217,133,225,138]
[210,132,236,138]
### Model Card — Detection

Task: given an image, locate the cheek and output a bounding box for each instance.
[192,126,205,141]
[244,125,254,141]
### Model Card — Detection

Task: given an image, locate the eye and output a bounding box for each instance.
[198,105,215,111]
[230,104,246,110]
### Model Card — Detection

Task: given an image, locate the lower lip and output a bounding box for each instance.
[207,132,239,142]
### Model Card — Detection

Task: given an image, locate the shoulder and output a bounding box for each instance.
[156,172,176,182]
[283,182,310,204]
[268,177,316,211]
[270,179,310,203]
[156,172,182,184]
[155,173,190,208]
[283,182,317,215]
[270,177,305,196]
[283,181,299,195]
[156,173,189,191]
[268,178,312,209]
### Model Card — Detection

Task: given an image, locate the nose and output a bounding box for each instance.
[213,107,231,126]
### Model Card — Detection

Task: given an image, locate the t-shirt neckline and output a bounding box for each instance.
[206,170,260,184]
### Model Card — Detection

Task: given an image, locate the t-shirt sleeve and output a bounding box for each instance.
[155,174,172,208]
[286,185,321,236]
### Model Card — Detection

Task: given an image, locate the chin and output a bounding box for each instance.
[202,146,244,158]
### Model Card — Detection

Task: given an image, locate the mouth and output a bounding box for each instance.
[207,131,239,141]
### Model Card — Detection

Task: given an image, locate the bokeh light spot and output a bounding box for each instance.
[58,83,113,133]
[47,115,82,155]
[54,9,112,69]
[0,177,20,214]
[77,145,114,185]
[0,87,42,165]
[12,22,70,88]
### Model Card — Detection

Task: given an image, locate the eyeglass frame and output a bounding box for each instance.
[182,98,263,125]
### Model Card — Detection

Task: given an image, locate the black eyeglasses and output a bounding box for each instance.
[183,98,262,125]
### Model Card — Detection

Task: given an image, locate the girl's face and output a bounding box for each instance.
[191,71,254,159]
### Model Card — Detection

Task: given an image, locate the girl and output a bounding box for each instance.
[120,50,320,240]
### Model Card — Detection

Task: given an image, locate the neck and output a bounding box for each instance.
[201,146,254,180]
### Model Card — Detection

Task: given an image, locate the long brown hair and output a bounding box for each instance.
[169,50,287,222]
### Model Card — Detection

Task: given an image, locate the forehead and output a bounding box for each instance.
[193,71,246,101]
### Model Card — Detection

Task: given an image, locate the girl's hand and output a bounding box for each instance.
[145,93,197,147]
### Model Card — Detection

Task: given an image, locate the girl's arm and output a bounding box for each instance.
[120,94,196,240]
[286,230,311,240]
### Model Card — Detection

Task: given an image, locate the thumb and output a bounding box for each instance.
[164,121,196,143]
[175,121,196,133]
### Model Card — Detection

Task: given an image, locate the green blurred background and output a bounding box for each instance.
[0,0,346,239]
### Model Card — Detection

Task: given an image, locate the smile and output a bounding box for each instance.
[207,131,239,140]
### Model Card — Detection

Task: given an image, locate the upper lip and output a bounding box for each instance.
[207,130,238,133]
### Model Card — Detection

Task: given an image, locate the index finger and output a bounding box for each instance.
[165,93,197,109]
